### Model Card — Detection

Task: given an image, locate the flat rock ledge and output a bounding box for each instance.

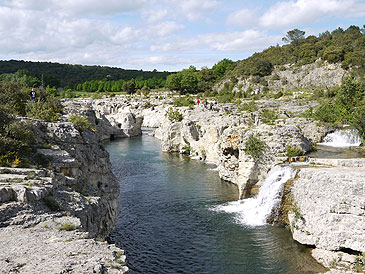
[0,215,128,274]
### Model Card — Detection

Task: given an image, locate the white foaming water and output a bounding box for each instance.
[214,166,297,226]
[318,129,362,147]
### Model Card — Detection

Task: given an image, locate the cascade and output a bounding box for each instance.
[214,165,297,226]
[318,129,361,147]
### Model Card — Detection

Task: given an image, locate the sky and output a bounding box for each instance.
[0,0,364,72]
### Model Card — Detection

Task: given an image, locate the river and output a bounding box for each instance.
[105,131,324,274]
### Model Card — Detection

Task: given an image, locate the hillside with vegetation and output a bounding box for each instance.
[162,25,364,140]
[166,25,365,95]
[0,60,170,88]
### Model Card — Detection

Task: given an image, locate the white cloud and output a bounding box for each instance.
[143,9,168,23]
[3,0,147,15]
[226,9,258,27]
[122,55,211,69]
[0,0,363,71]
[150,21,184,37]
[150,30,281,52]
[259,0,357,29]
[178,0,219,21]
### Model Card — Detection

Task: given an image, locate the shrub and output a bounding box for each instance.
[350,105,365,138]
[165,107,183,122]
[26,101,58,121]
[261,109,278,124]
[217,92,234,103]
[355,252,365,272]
[239,100,258,112]
[244,135,268,163]
[286,145,304,157]
[173,96,195,107]
[69,114,93,131]
[314,101,347,124]
[25,89,62,121]
[0,120,35,159]
[182,144,191,155]
[0,82,29,116]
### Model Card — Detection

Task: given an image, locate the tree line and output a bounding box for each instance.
[0,60,170,89]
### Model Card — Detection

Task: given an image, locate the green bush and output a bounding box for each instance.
[68,114,93,131]
[314,101,347,124]
[286,145,304,157]
[239,100,258,112]
[0,82,29,116]
[261,109,278,124]
[350,105,365,138]
[26,100,60,122]
[165,107,183,122]
[244,135,268,163]
[0,117,35,165]
[173,96,195,107]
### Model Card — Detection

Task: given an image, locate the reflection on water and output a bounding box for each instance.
[310,145,363,159]
[105,134,325,274]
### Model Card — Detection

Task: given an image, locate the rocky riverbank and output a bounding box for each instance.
[58,94,364,273]
[0,116,128,273]
[288,158,365,273]
[76,93,364,273]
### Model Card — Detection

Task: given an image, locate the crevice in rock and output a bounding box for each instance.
[339,247,361,256]
[222,147,239,158]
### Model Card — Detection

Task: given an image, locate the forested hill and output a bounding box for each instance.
[0,60,170,88]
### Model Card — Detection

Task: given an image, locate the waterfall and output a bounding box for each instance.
[214,165,297,226]
[318,129,362,147]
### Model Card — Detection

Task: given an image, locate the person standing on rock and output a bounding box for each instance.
[30,88,36,102]
[197,99,200,105]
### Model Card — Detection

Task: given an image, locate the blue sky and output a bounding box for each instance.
[0,0,364,71]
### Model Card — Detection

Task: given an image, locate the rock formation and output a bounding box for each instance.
[288,158,365,273]
[0,117,128,273]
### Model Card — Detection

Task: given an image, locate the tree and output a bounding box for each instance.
[337,77,364,109]
[180,70,198,93]
[166,73,182,91]
[282,29,306,45]
[251,59,273,77]
[123,81,136,94]
[212,58,233,78]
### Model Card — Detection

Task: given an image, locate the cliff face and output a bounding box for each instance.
[150,104,316,198]
[0,117,127,272]
[62,98,143,140]
[288,158,365,272]
[224,60,349,95]
[0,119,120,238]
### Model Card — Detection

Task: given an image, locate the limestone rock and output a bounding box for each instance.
[288,158,365,273]
[0,216,128,274]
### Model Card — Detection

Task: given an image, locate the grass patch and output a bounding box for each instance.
[57,222,79,231]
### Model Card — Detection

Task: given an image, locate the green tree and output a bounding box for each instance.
[282,29,306,45]
[251,59,273,77]
[337,77,364,109]
[123,80,136,94]
[212,58,233,78]
[350,105,365,138]
[166,73,182,91]
[180,69,198,93]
